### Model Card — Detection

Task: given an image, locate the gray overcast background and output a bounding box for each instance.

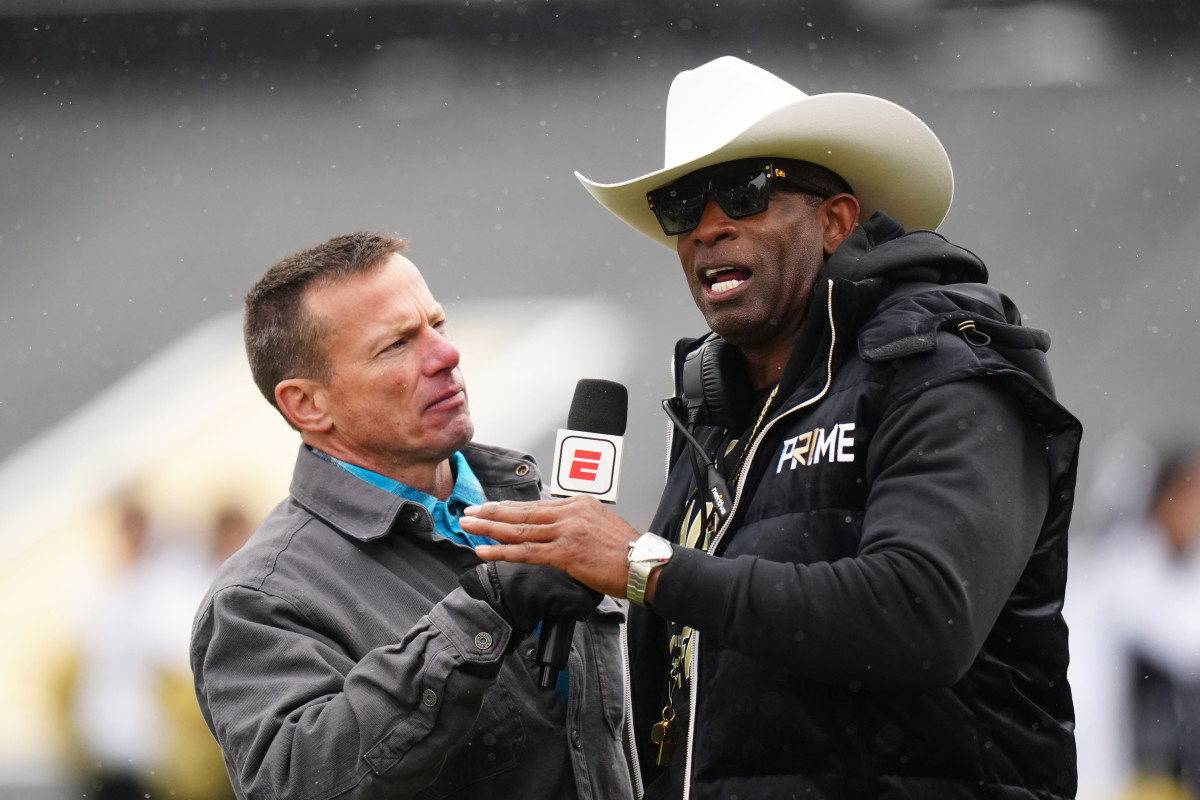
[1,1,1199,795]
[2,0,1198,527]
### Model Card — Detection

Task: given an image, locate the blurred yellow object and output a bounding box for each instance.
[47,636,234,800]
[1123,775,1198,800]
[152,669,235,800]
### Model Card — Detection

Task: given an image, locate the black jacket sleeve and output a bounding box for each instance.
[649,377,1050,691]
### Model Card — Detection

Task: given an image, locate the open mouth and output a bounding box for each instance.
[702,266,751,295]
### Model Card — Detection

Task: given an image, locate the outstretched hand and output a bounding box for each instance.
[460,495,639,599]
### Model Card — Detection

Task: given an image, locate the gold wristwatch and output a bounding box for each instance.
[626,532,673,607]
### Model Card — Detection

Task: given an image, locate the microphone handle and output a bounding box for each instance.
[535,618,576,689]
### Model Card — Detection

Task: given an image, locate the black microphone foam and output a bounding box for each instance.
[567,378,628,436]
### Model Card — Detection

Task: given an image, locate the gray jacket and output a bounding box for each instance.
[191,442,632,800]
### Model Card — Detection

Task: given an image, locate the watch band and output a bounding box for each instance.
[626,560,655,608]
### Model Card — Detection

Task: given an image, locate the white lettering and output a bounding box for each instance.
[709,486,727,516]
[777,437,796,473]
[811,427,837,464]
[777,422,857,472]
[836,422,856,462]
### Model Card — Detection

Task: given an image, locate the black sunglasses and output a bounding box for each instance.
[647,159,836,236]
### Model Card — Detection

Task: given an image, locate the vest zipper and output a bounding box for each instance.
[680,280,840,800]
[664,350,679,486]
[621,620,645,798]
[628,350,681,798]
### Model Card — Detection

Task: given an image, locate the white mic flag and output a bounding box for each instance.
[548,379,628,504]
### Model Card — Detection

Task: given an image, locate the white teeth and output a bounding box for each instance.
[703,267,745,294]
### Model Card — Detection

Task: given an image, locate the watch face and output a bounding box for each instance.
[634,534,672,562]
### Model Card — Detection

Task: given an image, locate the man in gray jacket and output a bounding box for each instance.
[190,232,632,800]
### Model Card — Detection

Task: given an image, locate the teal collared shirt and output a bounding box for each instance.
[310,449,494,549]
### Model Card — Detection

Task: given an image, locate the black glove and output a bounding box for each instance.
[459,562,602,633]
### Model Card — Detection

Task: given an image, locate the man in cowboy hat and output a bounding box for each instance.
[461,57,1081,799]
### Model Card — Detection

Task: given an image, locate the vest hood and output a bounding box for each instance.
[826,211,988,285]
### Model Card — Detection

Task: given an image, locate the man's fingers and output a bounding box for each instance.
[474,542,538,563]
[461,498,598,541]
[459,511,572,549]
[462,498,572,525]
[466,495,636,598]
[459,515,538,545]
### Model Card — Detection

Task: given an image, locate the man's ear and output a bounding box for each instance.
[821,194,861,256]
[275,378,333,434]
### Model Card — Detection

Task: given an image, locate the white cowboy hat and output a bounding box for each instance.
[575,56,954,249]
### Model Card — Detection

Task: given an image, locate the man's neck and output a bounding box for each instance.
[392,459,456,501]
[728,307,809,391]
[739,335,799,391]
[308,440,457,500]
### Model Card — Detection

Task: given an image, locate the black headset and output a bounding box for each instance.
[662,334,754,534]
[677,333,754,430]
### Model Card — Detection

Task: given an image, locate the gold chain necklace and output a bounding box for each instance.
[729,382,780,490]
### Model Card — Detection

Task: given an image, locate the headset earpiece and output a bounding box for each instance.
[680,335,753,429]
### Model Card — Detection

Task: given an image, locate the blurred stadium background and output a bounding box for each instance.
[1,0,1198,797]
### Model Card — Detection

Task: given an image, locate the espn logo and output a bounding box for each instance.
[549,431,623,502]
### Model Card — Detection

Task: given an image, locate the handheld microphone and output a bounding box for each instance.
[548,379,628,503]
[537,378,628,689]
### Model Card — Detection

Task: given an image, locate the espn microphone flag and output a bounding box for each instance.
[549,379,628,503]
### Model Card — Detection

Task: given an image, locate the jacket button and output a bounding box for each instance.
[514,463,529,476]
[407,509,422,524]
[571,729,582,750]
[422,689,438,707]
[475,632,494,651]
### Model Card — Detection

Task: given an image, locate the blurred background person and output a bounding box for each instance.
[1071,437,1200,800]
[51,495,250,800]
[209,505,256,566]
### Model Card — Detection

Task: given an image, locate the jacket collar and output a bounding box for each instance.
[458,441,543,501]
[290,445,430,543]
[764,211,996,403]
[824,211,987,284]
[288,442,545,544]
